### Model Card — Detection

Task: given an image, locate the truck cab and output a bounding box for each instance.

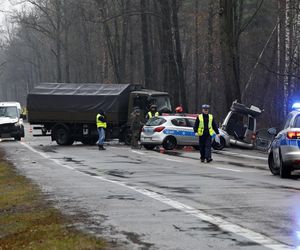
[121,90,172,145]
[0,102,25,141]
[128,90,172,119]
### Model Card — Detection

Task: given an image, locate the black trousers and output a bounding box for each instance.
[199,135,212,160]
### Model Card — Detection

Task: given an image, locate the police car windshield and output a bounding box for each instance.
[0,106,18,118]
[146,117,166,126]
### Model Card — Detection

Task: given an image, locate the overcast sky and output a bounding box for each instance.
[0,1,27,27]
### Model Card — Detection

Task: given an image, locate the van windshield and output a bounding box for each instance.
[0,107,18,118]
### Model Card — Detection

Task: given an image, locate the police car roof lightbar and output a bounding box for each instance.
[292,103,300,110]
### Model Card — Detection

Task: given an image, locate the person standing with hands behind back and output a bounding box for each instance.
[96,110,107,150]
[193,104,220,163]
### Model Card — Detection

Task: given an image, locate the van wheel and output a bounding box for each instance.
[54,127,72,146]
[268,152,279,175]
[162,136,177,150]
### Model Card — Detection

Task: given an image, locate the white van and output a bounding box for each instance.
[0,102,25,141]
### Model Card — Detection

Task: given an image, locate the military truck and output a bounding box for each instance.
[27,83,172,145]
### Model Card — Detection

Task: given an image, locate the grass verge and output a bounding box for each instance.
[0,152,106,250]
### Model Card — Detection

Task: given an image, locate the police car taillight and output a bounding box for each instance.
[287,131,300,139]
[154,126,165,132]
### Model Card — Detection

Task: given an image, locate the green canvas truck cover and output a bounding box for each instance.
[27,83,131,124]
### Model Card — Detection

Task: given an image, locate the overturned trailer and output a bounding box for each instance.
[220,101,263,149]
[27,83,172,145]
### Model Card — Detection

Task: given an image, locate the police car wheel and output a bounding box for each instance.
[279,154,291,179]
[268,152,279,175]
[162,136,177,150]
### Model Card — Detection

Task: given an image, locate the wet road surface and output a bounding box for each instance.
[1,127,300,250]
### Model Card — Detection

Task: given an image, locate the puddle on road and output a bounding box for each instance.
[140,181,193,194]
[38,145,57,153]
[160,208,181,213]
[121,231,154,249]
[63,157,83,164]
[106,170,134,178]
[106,195,136,201]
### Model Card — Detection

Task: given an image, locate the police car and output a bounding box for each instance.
[140,115,230,150]
[268,103,300,178]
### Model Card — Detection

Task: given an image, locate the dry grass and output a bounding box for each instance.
[0,156,106,250]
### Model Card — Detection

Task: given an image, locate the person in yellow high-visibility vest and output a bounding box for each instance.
[193,104,220,163]
[145,104,159,121]
[96,110,107,150]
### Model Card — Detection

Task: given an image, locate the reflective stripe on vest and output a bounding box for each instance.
[96,114,107,128]
[197,114,214,136]
[148,111,159,118]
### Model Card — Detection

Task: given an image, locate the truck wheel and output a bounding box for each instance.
[54,127,72,146]
[162,136,177,150]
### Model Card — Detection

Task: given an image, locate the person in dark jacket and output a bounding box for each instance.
[96,110,107,150]
[193,104,220,163]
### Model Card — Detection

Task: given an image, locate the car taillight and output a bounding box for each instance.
[287,131,300,139]
[251,133,256,140]
[142,127,145,132]
[154,126,165,133]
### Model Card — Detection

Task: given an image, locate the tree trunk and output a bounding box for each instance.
[171,0,187,111]
[141,0,152,88]
[219,0,242,108]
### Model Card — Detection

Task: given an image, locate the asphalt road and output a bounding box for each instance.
[2,125,300,250]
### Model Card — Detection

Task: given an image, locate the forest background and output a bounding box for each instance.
[0,0,299,128]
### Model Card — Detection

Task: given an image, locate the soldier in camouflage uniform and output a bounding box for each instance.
[131,108,143,149]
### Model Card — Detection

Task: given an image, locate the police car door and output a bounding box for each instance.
[273,114,293,167]
[171,118,190,144]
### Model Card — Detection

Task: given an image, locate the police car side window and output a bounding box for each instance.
[293,115,300,128]
[187,118,196,127]
[171,118,187,127]
[284,114,293,129]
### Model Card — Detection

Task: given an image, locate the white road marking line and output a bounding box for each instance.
[131,150,145,155]
[217,151,267,161]
[165,158,183,163]
[20,142,292,250]
[215,167,242,172]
